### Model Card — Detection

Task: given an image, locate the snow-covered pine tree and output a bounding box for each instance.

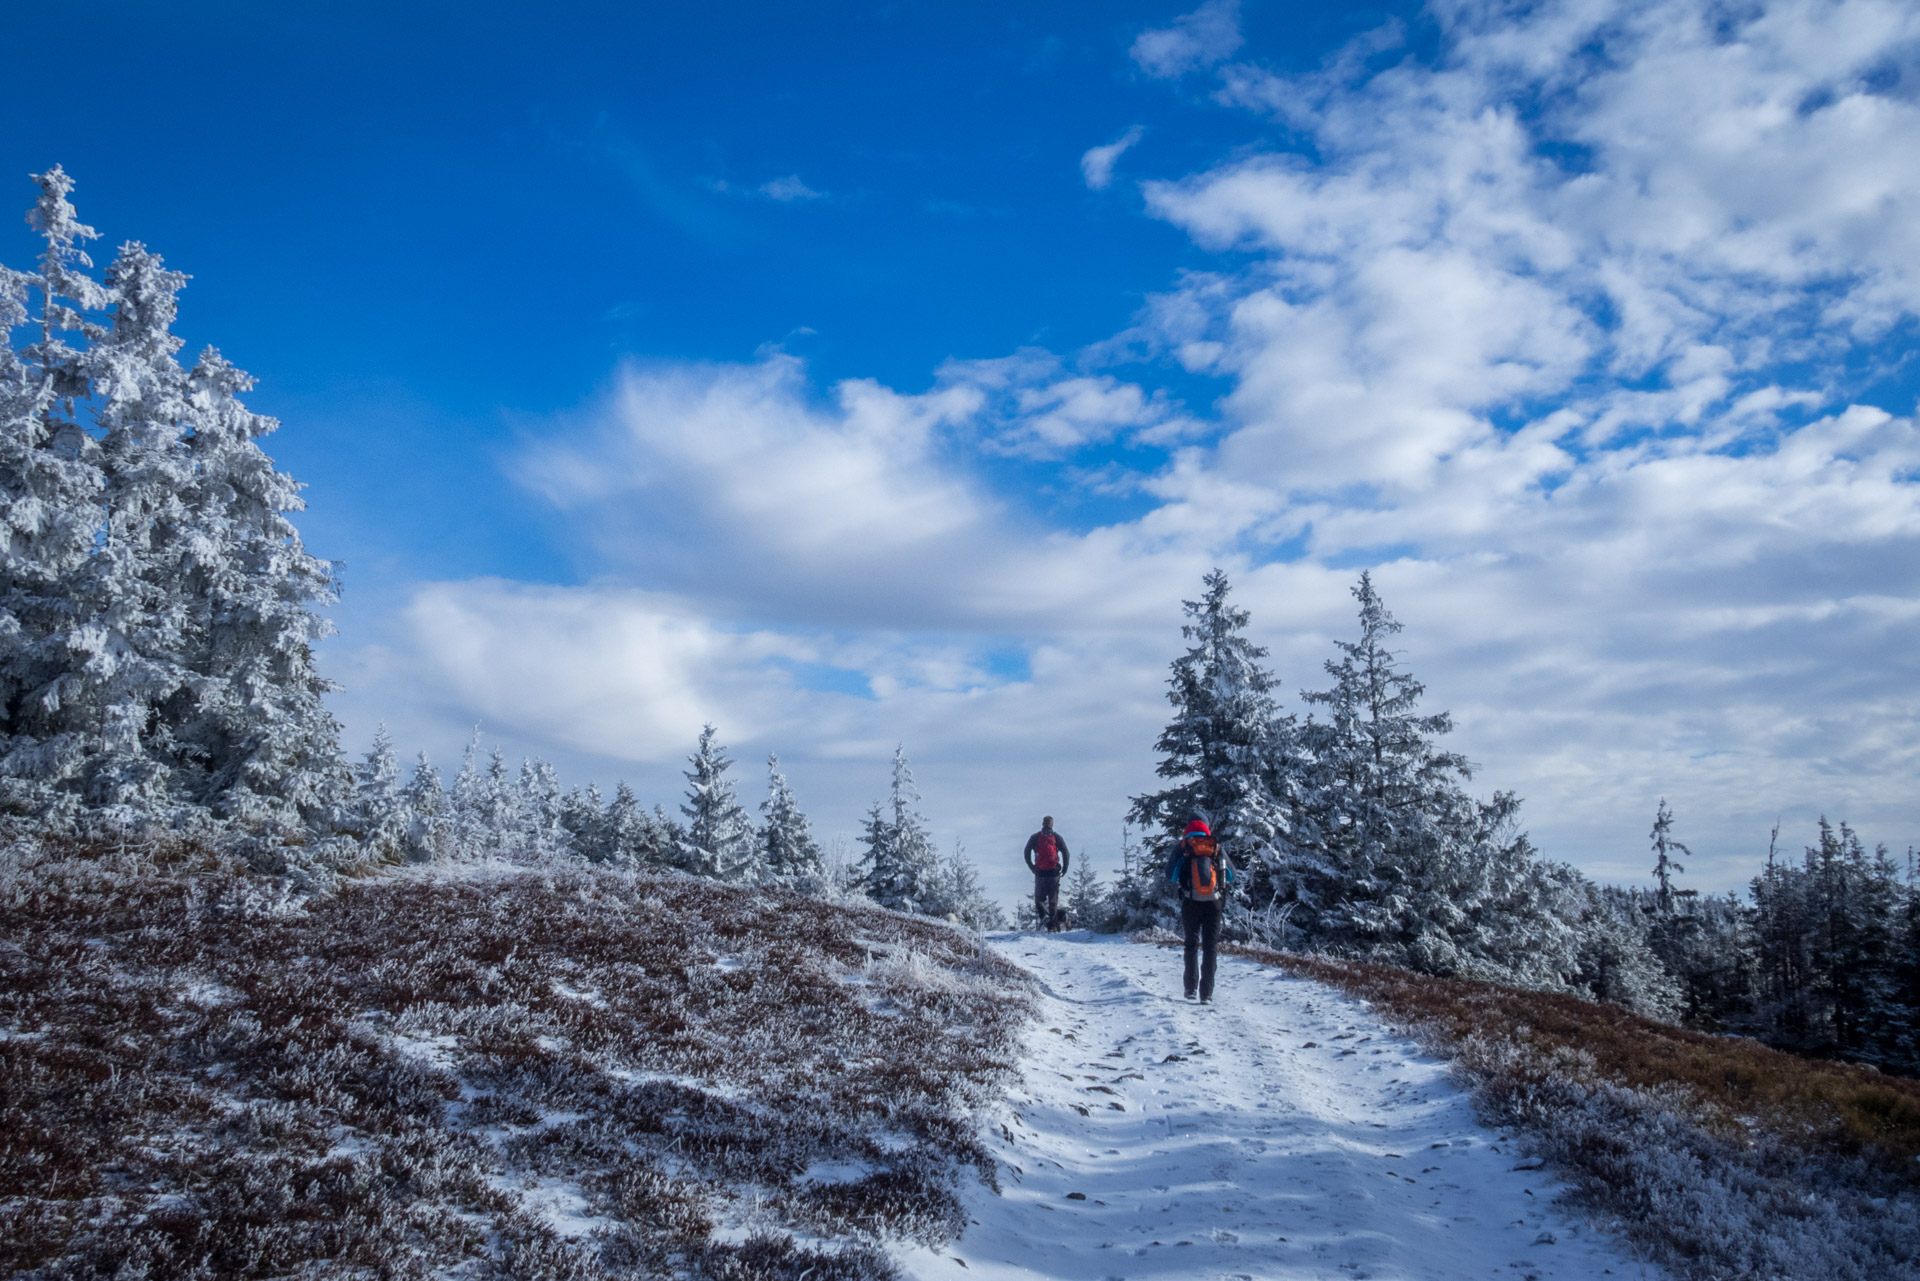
[1064,854,1105,931]
[678,725,755,881]
[348,725,408,861]
[559,783,609,861]
[400,750,447,861]
[1103,822,1175,933]
[862,746,944,914]
[447,733,487,857]
[1,170,345,830]
[1749,824,1815,1048]
[932,838,1007,931]
[518,758,565,859]
[1293,573,1579,985]
[68,242,200,818]
[1650,799,1696,914]
[758,754,823,888]
[604,781,672,866]
[1640,800,1726,1023]
[168,343,345,827]
[0,168,110,811]
[1128,569,1297,934]
[478,749,525,857]
[1570,880,1682,1018]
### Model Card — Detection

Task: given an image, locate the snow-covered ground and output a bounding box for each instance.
[901,932,1662,1281]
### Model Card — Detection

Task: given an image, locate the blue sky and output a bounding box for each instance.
[9,0,1920,902]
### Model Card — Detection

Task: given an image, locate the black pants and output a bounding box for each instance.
[1182,898,1222,999]
[1034,872,1061,929]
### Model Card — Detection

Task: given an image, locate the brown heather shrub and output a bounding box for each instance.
[1236,947,1920,1166]
[0,835,1033,1280]
[1230,944,1920,1281]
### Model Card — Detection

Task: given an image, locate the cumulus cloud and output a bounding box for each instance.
[1081,125,1145,190]
[1131,0,1244,79]
[348,0,1920,896]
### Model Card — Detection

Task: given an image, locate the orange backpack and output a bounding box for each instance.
[1184,833,1220,901]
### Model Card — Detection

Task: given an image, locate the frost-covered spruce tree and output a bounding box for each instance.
[68,242,202,817]
[559,783,609,860]
[1064,854,1105,931]
[168,344,345,826]
[400,750,447,861]
[1569,878,1683,1018]
[448,738,530,858]
[605,781,672,866]
[1,170,345,828]
[0,168,110,810]
[1129,569,1297,929]
[1294,573,1577,984]
[348,726,408,861]
[758,754,823,888]
[1650,799,1694,914]
[678,724,755,881]
[863,746,944,913]
[1104,822,1175,933]
[518,758,565,859]
[932,839,1007,931]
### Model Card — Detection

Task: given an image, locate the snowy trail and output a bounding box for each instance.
[900,932,1660,1281]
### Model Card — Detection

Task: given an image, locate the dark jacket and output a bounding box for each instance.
[1166,829,1234,899]
[1024,828,1070,875]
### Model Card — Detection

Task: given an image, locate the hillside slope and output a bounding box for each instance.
[1,841,1031,1280]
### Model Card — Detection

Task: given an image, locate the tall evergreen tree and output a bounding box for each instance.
[71,243,198,814]
[1293,573,1578,984]
[758,754,823,887]
[1650,799,1695,914]
[168,345,345,826]
[1129,569,1296,926]
[678,724,755,881]
[0,170,344,827]
[0,168,109,809]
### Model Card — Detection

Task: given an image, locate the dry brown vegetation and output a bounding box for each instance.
[0,834,1032,1280]
[1231,944,1920,1280]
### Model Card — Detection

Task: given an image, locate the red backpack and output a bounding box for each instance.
[1183,833,1220,901]
[1032,832,1060,872]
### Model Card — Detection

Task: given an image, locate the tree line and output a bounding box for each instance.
[1069,569,1920,1076]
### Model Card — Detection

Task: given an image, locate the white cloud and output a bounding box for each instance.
[1081,125,1145,190]
[1131,0,1244,79]
[759,174,825,201]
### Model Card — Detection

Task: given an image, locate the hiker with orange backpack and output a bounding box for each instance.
[1024,816,1072,932]
[1166,814,1234,1002]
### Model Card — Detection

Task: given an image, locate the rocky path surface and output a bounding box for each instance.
[900,932,1662,1281]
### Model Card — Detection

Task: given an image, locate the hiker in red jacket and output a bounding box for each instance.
[1024,816,1071,932]
[1166,814,1234,1002]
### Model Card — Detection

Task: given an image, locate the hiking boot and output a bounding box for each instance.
[1184,990,1197,1001]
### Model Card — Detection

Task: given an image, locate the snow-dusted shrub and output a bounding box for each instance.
[0,838,1032,1279]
